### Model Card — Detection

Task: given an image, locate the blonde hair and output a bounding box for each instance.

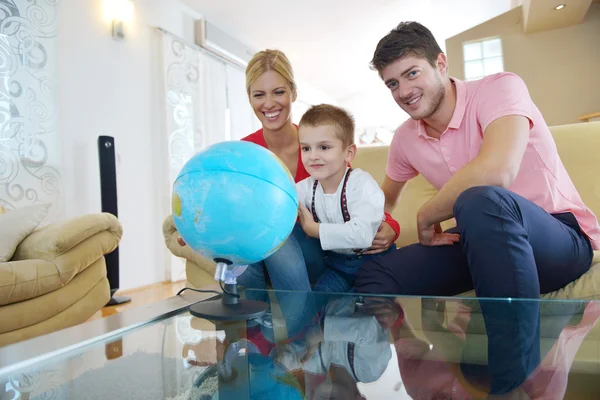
[299,104,355,148]
[245,49,297,98]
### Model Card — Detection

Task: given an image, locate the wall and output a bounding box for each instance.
[338,0,513,142]
[56,0,335,290]
[57,0,202,290]
[446,4,600,126]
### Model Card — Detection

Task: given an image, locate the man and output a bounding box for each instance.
[356,21,598,300]
[354,22,600,395]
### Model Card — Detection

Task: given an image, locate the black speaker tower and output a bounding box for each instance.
[98,136,131,306]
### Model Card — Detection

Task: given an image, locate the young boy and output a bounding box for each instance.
[296,104,397,294]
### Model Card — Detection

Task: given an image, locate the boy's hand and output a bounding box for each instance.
[298,203,320,238]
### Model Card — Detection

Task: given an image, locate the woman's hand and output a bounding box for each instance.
[177,237,187,247]
[363,221,396,254]
[298,203,320,238]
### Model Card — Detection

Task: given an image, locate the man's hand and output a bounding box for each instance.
[363,221,396,254]
[417,220,460,246]
[298,203,320,238]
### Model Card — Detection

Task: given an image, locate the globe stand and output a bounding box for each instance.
[189,259,269,321]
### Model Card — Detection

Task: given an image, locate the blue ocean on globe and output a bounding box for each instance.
[172,141,298,266]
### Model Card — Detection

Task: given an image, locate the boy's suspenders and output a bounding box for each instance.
[310,168,353,223]
[310,168,363,255]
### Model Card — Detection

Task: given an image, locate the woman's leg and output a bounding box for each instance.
[261,223,324,338]
[236,261,268,303]
[291,223,328,284]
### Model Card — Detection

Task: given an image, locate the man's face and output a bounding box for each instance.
[380,54,446,120]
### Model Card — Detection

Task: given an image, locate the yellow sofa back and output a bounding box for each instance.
[352,121,600,247]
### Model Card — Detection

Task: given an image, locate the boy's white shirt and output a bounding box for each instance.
[275,297,392,383]
[295,167,385,253]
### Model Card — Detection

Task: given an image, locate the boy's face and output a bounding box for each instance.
[380,53,447,121]
[299,124,355,183]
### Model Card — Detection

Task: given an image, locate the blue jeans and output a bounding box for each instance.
[237,222,326,338]
[355,186,594,394]
[313,245,397,293]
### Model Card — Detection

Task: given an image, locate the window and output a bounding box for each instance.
[463,37,504,81]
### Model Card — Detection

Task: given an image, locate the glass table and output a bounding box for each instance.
[1,288,600,399]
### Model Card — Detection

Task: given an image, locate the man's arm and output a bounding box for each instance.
[362,175,407,254]
[417,115,530,229]
[381,175,408,214]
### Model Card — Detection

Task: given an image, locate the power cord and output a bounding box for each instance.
[176,284,240,299]
[176,287,221,296]
[219,280,241,298]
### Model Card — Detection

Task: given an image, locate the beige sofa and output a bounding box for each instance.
[164,121,600,297]
[0,213,122,347]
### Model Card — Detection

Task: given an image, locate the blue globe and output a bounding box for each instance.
[172,141,298,266]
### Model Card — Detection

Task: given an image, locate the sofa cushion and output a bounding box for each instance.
[550,122,600,220]
[0,258,109,339]
[0,204,50,262]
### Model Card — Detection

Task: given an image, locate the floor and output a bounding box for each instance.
[87,280,187,321]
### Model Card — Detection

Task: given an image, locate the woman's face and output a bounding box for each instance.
[249,70,296,131]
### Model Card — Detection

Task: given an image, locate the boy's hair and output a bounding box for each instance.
[299,104,355,147]
[370,21,443,74]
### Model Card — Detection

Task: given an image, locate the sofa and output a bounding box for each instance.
[0,212,122,347]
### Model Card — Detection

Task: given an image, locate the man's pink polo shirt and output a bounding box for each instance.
[386,72,600,250]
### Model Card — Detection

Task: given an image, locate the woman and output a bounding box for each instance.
[178,49,399,294]
[238,49,399,295]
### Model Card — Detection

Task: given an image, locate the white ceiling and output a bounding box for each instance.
[180,0,513,102]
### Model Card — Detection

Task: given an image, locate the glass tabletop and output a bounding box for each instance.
[2,289,600,399]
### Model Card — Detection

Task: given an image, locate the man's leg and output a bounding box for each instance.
[453,185,593,395]
[356,185,593,395]
[355,237,472,296]
[454,186,593,299]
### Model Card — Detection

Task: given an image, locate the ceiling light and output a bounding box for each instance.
[554,4,566,10]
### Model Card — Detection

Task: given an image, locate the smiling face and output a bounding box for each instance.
[249,70,296,131]
[381,53,447,121]
[299,124,355,187]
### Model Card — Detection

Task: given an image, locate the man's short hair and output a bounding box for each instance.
[370,21,443,74]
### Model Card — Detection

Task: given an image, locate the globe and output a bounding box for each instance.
[172,141,298,266]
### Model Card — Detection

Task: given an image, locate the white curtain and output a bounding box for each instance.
[0,0,62,221]
[226,64,260,140]
[160,32,200,282]
[197,53,227,147]
[159,30,260,281]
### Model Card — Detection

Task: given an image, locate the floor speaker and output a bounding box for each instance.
[98,135,131,306]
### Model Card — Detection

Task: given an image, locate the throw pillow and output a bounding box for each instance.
[0,203,50,262]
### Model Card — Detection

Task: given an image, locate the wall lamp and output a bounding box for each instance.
[104,0,134,41]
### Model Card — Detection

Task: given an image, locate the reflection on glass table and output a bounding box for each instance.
[1,290,600,399]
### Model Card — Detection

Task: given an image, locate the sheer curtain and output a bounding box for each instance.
[226,64,260,140]
[198,53,227,147]
[159,30,260,282]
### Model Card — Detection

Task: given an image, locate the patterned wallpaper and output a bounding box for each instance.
[0,0,62,220]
